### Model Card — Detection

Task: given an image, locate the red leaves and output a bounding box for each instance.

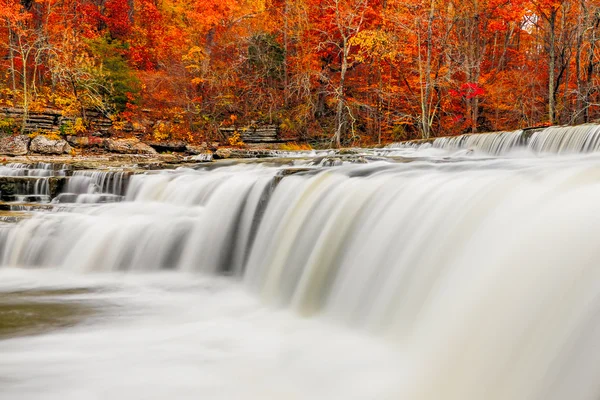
[104,0,133,38]
[450,83,485,100]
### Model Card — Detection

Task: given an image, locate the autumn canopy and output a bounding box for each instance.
[0,0,598,145]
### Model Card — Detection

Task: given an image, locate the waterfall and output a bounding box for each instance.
[55,170,132,203]
[2,150,600,398]
[0,163,68,177]
[388,123,600,155]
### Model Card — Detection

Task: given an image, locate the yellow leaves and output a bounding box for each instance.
[153,122,171,141]
[73,118,86,134]
[183,46,208,84]
[29,131,62,141]
[227,130,245,147]
[279,142,312,151]
[350,30,399,64]
[60,118,87,136]
[182,46,207,64]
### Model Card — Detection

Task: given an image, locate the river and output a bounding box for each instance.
[1,127,600,399]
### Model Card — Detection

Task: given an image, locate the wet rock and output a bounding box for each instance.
[157,154,183,163]
[30,135,72,155]
[338,148,360,155]
[320,157,343,167]
[0,176,66,200]
[0,135,30,156]
[185,143,208,154]
[104,138,158,155]
[214,148,232,159]
[189,153,213,162]
[229,149,274,159]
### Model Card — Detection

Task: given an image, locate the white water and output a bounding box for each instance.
[386,123,600,156]
[2,151,600,399]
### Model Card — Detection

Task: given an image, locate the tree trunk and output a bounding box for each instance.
[333,39,349,148]
[548,10,557,124]
[419,0,435,140]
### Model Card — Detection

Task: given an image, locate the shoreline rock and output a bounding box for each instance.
[104,138,158,155]
[30,135,72,155]
[0,135,30,156]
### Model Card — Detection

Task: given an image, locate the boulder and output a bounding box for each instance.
[185,143,208,155]
[66,135,104,148]
[0,135,30,156]
[104,138,158,155]
[214,148,232,159]
[29,135,71,155]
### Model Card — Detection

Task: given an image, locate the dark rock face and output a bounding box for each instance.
[0,135,30,156]
[0,176,67,200]
[30,135,72,155]
[104,139,158,155]
[145,141,188,153]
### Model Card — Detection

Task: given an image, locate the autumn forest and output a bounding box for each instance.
[0,0,599,146]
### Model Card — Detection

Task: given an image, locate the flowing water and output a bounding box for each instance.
[3,127,600,399]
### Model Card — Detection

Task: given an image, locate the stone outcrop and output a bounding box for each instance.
[0,135,30,156]
[0,108,112,135]
[0,176,67,201]
[104,138,158,155]
[30,135,72,155]
[214,148,232,159]
[66,135,104,148]
[185,143,208,154]
[219,125,295,143]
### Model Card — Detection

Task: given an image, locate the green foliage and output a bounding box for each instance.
[87,36,140,113]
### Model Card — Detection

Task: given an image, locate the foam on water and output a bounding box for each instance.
[0,269,402,400]
[1,147,600,399]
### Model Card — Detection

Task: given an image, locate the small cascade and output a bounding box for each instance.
[528,125,600,153]
[388,123,600,156]
[2,166,279,272]
[31,177,49,202]
[56,170,133,203]
[189,153,214,162]
[0,163,29,176]
[0,163,69,203]
[431,130,524,154]
[0,163,69,177]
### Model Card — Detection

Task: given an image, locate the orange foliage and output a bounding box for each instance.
[0,0,598,145]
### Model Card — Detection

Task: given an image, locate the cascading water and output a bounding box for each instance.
[57,170,132,203]
[386,123,600,156]
[2,142,600,399]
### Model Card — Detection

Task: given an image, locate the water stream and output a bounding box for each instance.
[2,128,600,399]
